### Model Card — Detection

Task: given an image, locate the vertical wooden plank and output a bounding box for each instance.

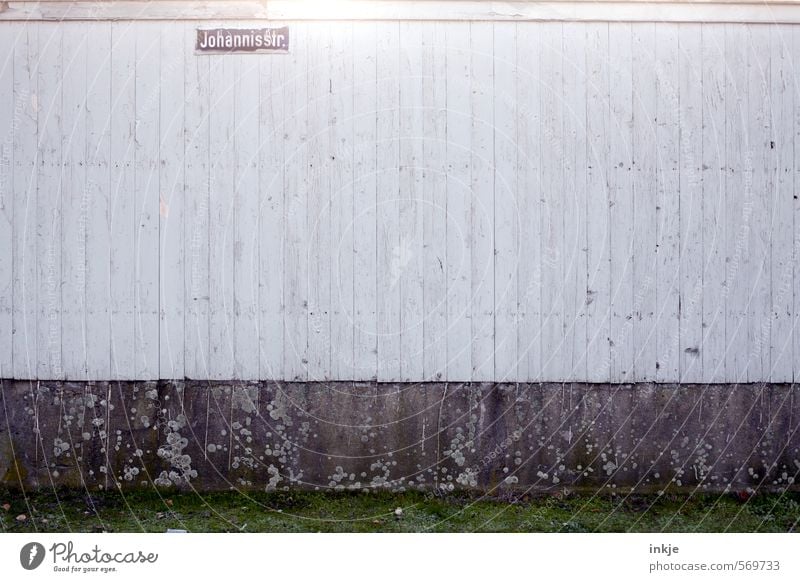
[284,22,309,381]
[795,26,800,384]
[0,23,15,378]
[585,23,611,383]
[724,24,749,383]
[133,23,161,380]
[259,33,285,381]
[770,25,793,383]
[376,21,401,381]
[61,23,88,380]
[445,22,471,381]
[517,23,542,382]
[631,22,658,382]
[159,22,185,379]
[306,24,332,380]
[399,22,425,381]
[421,21,448,381]
[493,22,518,381]
[184,22,210,380]
[12,23,37,380]
[13,22,37,380]
[700,24,727,384]
[747,24,771,382]
[470,21,495,381]
[307,23,332,381]
[562,22,588,381]
[655,23,681,382]
[233,52,259,380]
[678,24,704,382]
[37,22,63,380]
[208,48,235,379]
[329,22,355,380]
[352,22,378,381]
[608,23,634,383]
[109,22,136,380]
[539,23,565,381]
[85,22,112,381]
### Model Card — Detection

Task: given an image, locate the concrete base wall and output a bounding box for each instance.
[1,381,798,494]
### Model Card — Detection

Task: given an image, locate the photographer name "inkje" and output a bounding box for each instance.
[196,27,289,52]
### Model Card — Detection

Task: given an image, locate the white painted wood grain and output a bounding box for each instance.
[632,22,658,382]
[109,21,136,380]
[469,21,495,381]
[208,47,236,380]
[258,32,285,381]
[0,23,15,379]
[306,23,332,381]
[540,22,565,382]
[655,23,681,382]
[11,1,800,26]
[85,22,112,381]
[12,21,38,380]
[700,24,727,384]
[492,21,518,382]
[36,22,63,380]
[160,22,186,379]
[608,23,635,383]
[329,22,355,381]
[792,26,800,384]
[444,22,472,381]
[376,21,402,382]
[2,20,798,384]
[61,23,88,380]
[183,21,211,380]
[0,23,13,378]
[585,22,611,383]
[421,21,448,381]
[516,24,542,381]
[562,22,588,382]
[724,23,750,383]
[283,22,309,381]
[33,29,58,378]
[133,23,161,380]
[233,50,260,380]
[678,23,704,383]
[399,21,425,382]
[746,24,771,383]
[769,25,794,383]
[352,21,378,381]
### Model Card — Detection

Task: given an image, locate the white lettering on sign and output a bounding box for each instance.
[196,27,290,54]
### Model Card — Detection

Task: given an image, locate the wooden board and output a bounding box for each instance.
[631,22,658,382]
[1,20,797,384]
[0,22,15,378]
[376,22,402,381]
[444,22,472,381]
[352,21,378,381]
[160,22,186,379]
[678,23,704,382]
[133,22,161,380]
[655,23,681,382]
[109,21,136,380]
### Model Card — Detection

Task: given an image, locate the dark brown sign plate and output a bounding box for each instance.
[196,27,289,54]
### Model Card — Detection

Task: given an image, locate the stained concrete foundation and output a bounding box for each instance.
[1,381,798,494]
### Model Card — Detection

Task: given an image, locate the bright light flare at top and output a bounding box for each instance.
[291,0,359,19]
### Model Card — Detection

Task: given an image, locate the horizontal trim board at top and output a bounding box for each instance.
[5,1,800,23]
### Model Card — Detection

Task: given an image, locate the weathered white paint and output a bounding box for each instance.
[1,20,798,383]
[8,1,800,25]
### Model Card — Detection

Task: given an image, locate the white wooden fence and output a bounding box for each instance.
[0,17,798,383]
